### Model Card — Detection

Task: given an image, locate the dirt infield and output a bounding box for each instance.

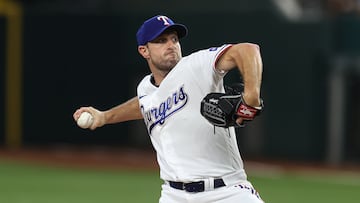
[0,146,159,171]
[0,145,359,175]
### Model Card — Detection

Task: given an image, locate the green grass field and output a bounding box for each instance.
[1,159,359,203]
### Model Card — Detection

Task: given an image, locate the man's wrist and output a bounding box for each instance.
[242,92,261,107]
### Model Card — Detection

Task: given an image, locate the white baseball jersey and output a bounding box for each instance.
[137,44,247,183]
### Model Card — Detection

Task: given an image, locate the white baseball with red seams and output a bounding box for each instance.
[77,112,93,129]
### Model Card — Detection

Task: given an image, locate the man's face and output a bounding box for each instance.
[145,30,182,72]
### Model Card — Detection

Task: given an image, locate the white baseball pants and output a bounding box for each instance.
[159,181,264,203]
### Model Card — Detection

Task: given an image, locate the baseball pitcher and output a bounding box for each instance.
[74,15,264,203]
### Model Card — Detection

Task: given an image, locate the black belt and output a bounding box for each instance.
[169,179,226,193]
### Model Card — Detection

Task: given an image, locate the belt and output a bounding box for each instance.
[169,178,226,193]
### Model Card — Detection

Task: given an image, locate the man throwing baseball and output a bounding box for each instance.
[73,15,264,203]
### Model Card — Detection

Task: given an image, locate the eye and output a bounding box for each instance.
[150,37,166,44]
[172,36,179,43]
[158,38,167,43]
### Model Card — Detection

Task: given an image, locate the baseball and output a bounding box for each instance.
[77,112,94,129]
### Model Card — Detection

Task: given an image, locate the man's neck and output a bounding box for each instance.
[151,68,171,86]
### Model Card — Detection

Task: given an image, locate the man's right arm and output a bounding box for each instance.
[73,96,143,130]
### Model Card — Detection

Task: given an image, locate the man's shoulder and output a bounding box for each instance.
[184,44,232,58]
[137,74,152,91]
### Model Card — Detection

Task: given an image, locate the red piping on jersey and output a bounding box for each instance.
[214,44,233,71]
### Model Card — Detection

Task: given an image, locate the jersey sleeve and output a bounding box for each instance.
[185,44,233,92]
[211,44,233,75]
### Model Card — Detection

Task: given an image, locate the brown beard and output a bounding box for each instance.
[153,56,180,73]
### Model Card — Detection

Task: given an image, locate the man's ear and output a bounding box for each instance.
[138,45,149,59]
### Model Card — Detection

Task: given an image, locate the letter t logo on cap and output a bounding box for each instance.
[157,16,170,26]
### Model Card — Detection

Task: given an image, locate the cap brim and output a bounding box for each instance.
[149,24,188,43]
[170,24,188,39]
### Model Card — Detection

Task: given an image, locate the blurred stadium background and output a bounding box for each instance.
[1,0,360,202]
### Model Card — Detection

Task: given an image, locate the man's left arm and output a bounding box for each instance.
[215,43,263,107]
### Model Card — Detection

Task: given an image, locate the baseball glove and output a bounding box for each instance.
[200,84,264,128]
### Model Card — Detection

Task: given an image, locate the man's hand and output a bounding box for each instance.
[73,107,106,130]
[200,85,264,128]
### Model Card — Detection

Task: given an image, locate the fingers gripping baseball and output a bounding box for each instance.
[73,107,106,130]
